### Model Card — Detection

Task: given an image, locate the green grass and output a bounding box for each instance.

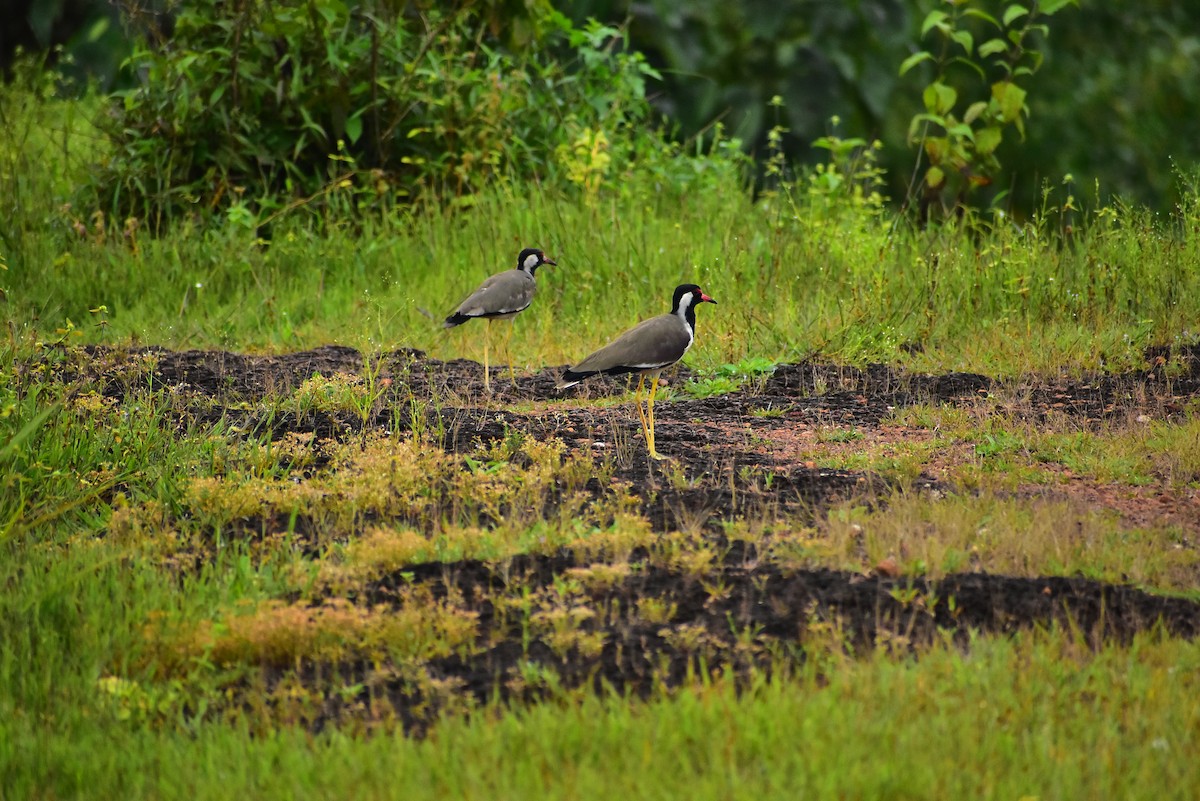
[13,185,1200,376]
[886,404,1200,488]
[5,80,1200,799]
[5,87,1200,375]
[4,631,1199,799]
[816,494,1200,589]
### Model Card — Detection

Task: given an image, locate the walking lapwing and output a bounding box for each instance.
[558,284,717,460]
[444,247,556,391]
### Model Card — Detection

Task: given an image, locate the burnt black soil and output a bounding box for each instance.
[51,343,1200,731]
[108,341,1200,514]
[68,338,1200,544]
[318,550,1200,734]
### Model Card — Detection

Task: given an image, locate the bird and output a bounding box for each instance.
[444,247,556,392]
[558,283,717,460]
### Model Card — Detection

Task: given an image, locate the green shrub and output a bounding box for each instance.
[95,1,662,227]
[899,0,1078,219]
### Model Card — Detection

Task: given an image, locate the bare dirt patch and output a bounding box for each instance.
[54,343,1200,732]
[71,339,1200,549]
[329,550,1200,734]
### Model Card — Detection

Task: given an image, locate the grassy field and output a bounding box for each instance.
[5,85,1200,375]
[5,633,1199,799]
[4,80,1200,799]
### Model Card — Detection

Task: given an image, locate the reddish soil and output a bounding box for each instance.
[57,343,1200,732]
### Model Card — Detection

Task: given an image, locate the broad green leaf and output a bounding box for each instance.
[907,116,922,144]
[951,30,974,55]
[948,55,986,81]
[925,165,945,188]
[963,101,988,124]
[992,81,1027,123]
[947,123,975,141]
[962,9,1000,27]
[979,38,1009,58]
[907,113,945,143]
[921,10,949,37]
[86,16,110,42]
[1039,0,1078,13]
[976,126,1003,155]
[1002,5,1028,27]
[899,51,934,76]
[924,81,957,115]
[948,142,970,168]
[345,114,363,144]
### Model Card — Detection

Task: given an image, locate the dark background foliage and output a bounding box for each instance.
[5,0,1199,215]
[566,0,1200,212]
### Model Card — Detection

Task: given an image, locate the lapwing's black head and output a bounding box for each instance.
[517,248,557,274]
[671,284,718,314]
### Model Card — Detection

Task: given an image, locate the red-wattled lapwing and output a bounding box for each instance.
[558,284,717,460]
[444,247,556,392]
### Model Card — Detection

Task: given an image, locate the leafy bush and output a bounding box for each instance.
[570,0,1200,214]
[95,1,662,227]
[899,0,1077,219]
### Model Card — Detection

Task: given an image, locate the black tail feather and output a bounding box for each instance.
[560,363,651,388]
[557,368,596,389]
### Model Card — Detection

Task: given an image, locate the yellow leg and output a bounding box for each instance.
[483,320,491,393]
[646,375,666,460]
[633,374,649,445]
[505,319,516,384]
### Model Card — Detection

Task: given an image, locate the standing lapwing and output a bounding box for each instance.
[444,247,556,392]
[558,284,717,460]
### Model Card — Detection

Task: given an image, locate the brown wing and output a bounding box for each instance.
[444,270,536,326]
[563,314,692,382]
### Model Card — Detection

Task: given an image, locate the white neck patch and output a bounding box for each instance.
[675,291,696,345]
[522,252,541,271]
[675,291,695,320]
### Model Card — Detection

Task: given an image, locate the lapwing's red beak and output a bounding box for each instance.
[544,256,558,266]
[700,292,717,304]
